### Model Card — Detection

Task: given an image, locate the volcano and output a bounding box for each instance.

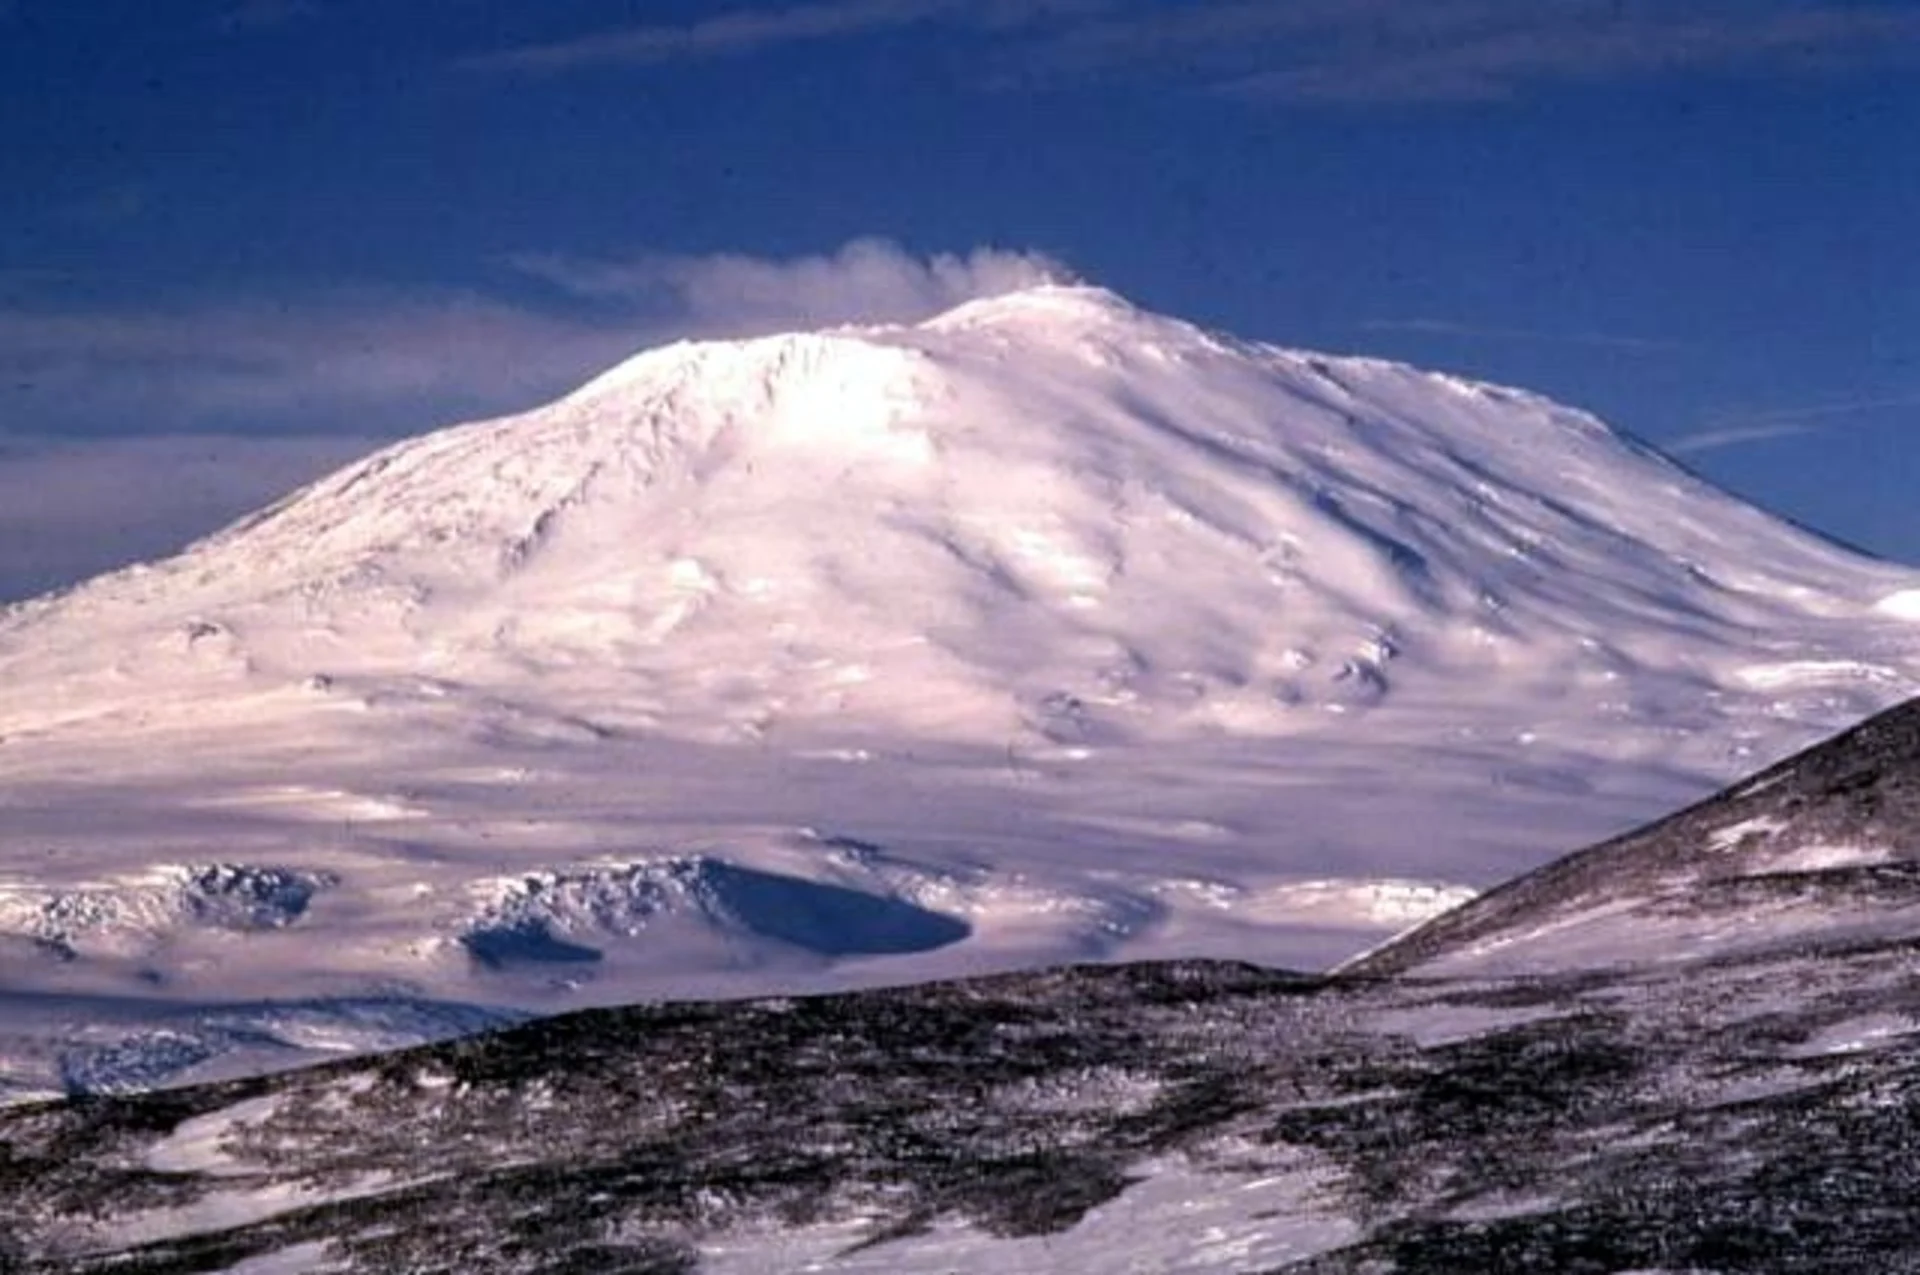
[3,285,1919,1097]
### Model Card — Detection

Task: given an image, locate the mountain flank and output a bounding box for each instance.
[1346,695,1920,979]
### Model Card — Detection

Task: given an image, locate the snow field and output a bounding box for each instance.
[5,284,1920,1089]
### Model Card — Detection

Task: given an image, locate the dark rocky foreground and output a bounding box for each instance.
[13,702,1920,1272]
[9,946,1920,1273]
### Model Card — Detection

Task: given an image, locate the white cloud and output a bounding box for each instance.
[507,238,1075,335]
[1661,422,1818,457]
[465,0,1920,102]
[1662,394,1920,456]
[0,289,650,437]
[466,0,957,72]
[1211,5,1920,104]
[1356,316,1677,354]
[1,243,1068,439]
[463,0,1109,73]
[0,434,379,604]
[0,293,640,598]
[0,293,620,602]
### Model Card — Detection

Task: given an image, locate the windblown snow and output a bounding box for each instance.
[4,284,1920,1094]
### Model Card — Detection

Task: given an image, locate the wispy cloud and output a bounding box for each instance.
[0,290,645,438]
[1662,422,1818,457]
[464,0,1124,73]
[1357,317,1678,354]
[0,434,378,604]
[1016,0,1920,102]
[1,241,1061,441]
[467,0,1920,102]
[506,238,1073,334]
[1664,394,1920,455]
[1214,4,1920,104]
[465,0,963,73]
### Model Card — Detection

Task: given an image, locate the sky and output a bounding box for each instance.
[1,0,1917,601]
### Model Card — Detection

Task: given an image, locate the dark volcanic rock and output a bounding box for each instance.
[10,948,1920,1273]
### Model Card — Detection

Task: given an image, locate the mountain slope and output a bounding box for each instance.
[1345,695,1920,979]
[3,285,1920,1093]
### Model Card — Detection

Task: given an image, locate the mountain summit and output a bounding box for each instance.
[3,285,1920,1094]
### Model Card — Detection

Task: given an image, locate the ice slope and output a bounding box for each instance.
[1345,695,1920,979]
[4,284,1920,1089]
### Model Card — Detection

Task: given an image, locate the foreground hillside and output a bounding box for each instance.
[9,952,1920,1271]
[12,701,1920,1272]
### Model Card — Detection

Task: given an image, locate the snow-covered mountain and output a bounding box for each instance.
[5,284,1920,1094]
[11,286,1915,744]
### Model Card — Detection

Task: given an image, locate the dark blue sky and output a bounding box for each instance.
[2,0,1917,597]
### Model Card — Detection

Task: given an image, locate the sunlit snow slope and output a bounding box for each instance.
[4,285,1920,1092]
[1344,697,1920,980]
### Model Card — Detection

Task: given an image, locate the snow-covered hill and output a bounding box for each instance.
[4,284,1920,1093]
[1345,696,1920,979]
